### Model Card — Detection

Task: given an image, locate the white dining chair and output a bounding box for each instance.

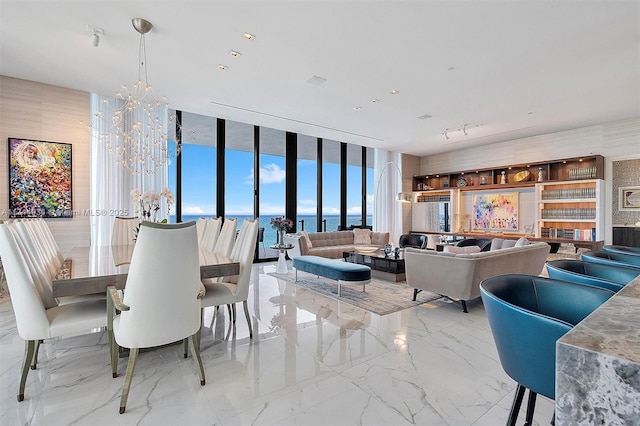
[0,222,106,402]
[196,217,208,245]
[201,218,259,338]
[111,216,139,246]
[201,217,222,250]
[107,221,205,414]
[213,218,237,257]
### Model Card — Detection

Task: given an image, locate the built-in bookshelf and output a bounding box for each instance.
[536,179,603,242]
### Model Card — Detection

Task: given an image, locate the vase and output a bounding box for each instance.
[277,229,286,247]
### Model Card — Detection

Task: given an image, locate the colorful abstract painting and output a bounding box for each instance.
[8,138,72,218]
[472,192,518,231]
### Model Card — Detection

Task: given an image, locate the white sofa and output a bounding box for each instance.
[284,230,390,259]
[404,241,550,312]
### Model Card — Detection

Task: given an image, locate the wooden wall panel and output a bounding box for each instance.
[0,76,90,256]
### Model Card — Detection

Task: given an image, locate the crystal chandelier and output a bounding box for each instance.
[91,18,182,176]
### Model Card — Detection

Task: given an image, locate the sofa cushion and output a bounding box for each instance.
[515,237,530,247]
[502,239,517,249]
[353,228,372,245]
[490,238,504,251]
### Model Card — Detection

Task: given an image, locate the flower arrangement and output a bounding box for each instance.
[131,187,174,223]
[270,217,292,231]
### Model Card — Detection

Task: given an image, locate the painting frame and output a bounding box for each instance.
[472,192,519,231]
[8,137,73,218]
[619,186,640,211]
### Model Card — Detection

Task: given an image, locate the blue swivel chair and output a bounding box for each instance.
[603,245,640,256]
[480,274,614,426]
[581,251,640,269]
[546,259,640,292]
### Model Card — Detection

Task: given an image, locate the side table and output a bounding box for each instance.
[271,243,293,274]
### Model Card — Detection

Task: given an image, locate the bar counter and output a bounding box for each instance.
[556,275,640,424]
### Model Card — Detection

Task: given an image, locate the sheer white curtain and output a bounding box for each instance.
[89,94,168,246]
[373,149,403,246]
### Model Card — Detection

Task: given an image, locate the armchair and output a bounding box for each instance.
[546,259,640,292]
[480,274,614,425]
[398,234,426,249]
[603,245,640,256]
[581,251,640,269]
[108,221,205,414]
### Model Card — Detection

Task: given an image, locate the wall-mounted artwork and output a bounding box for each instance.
[8,138,73,218]
[619,186,640,211]
[472,192,518,231]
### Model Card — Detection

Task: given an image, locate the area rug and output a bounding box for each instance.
[268,270,443,316]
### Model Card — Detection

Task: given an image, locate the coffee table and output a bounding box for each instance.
[342,250,406,282]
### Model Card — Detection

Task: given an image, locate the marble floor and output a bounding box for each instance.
[0,262,555,425]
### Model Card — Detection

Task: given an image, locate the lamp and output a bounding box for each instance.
[89,18,182,176]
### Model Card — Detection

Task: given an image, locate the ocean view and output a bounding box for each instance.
[172,215,373,247]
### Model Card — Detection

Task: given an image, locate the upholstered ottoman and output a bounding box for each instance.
[292,255,371,296]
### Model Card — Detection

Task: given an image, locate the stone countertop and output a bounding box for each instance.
[555,275,640,425]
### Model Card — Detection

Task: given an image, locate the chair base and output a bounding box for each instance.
[508,384,538,426]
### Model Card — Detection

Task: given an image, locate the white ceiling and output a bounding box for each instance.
[1,1,639,157]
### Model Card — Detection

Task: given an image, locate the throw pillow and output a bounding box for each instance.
[514,237,529,247]
[299,231,312,249]
[353,228,372,245]
[444,245,481,254]
[490,238,505,251]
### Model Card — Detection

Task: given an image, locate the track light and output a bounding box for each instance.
[91,32,100,47]
[88,26,103,47]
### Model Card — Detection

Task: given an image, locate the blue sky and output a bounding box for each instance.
[170,144,374,216]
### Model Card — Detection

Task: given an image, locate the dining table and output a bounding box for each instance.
[52,244,239,298]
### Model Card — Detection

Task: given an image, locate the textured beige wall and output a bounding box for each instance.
[0,76,90,255]
[612,159,640,225]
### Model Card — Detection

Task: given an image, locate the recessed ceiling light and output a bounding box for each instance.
[371,98,380,103]
[390,90,399,95]
[307,75,327,85]
[448,66,455,71]
[417,114,432,120]
[243,32,255,41]
[218,64,228,70]
[528,111,534,115]
[353,106,362,110]
[229,50,241,57]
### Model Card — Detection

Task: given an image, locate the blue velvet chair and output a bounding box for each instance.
[603,245,640,256]
[546,259,640,292]
[480,274,614,425]
[581,251,640,269]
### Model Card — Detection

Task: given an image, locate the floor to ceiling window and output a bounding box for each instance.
[259,127,286,248]
[346,143,364,228]
[321,139,341,232]
[225,120,255,220]
[296,134,317,233]
[178,112,217,222]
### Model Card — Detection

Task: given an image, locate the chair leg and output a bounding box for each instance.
[18,340,36,402]
[188,334,205,386]
[183,338,189,358]
[107,291,118,378]
[30,339,42,370]
[226,304,232,321]
[412,288,422,301]
[119,347,139,414]
[243,300,253,339]
[231,303,237,324]
[461,300,468,313]
[507,384,526,426]
[524,390,537,426]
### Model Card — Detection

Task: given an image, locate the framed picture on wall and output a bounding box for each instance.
[472,192,519,231]
[8,138,73,218]
[619,186,640,211]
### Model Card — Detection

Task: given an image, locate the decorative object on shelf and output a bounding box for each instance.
[457,176,467,187]
[383,244,392,256]
[500,171,506,184]
[619,187,640,211]
[513,170,531,182]
[270,217,293,247]
[8,138,73,218]
[481,176,487,185]
[131,187,174,223]
[87,18,188,176]
[538,167,544,182]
